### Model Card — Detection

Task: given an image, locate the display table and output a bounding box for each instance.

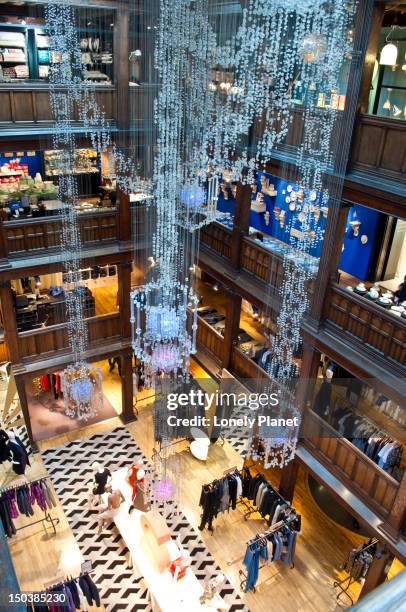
[103,468,229,612]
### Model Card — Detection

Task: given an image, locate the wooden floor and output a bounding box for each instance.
[6,362,404,612]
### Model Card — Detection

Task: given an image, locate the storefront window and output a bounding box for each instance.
[368,25,406,120]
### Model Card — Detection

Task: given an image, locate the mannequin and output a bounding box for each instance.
[88,462,111,508]
[97,488,125,533]
[0,428,11,463]
[5,431,30,475]
[129,469,149,514]
[126,459,144,502]
[200,575,228,610]
[314,368,333,417]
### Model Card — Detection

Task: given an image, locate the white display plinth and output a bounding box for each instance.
[101,467,229,612]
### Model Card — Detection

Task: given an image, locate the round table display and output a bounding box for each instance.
[377,299,392,309]
[354,288,367,296]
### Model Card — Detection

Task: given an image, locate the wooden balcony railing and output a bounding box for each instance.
[196,315,224,364]
[349,113,406,182]
[0,83,115,125]
[230,346,270,382]
[240,238,284,289]
[3,209,118,257]
[325,284,406,369]
[18,313,120,360]
[200,222,231,259]
[303,410,399,520]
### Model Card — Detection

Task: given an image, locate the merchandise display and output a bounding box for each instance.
[44,149,99,177]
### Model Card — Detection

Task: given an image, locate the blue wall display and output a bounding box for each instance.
[340,205,383,281]
[216,171,383,280]
[0,151,43,178]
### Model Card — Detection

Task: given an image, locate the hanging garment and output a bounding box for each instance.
[313,380,332,416]
[243,540,268,591]
[78,574,100,607]
[41,479,57,508]
[219,477,230,513]
[0,494,16,537]
[199,481,223,531]
[30,481,47,511]
[0,429,10,463]
[5,489,19,519]
[65,579,81,609]
[40,374,51,391]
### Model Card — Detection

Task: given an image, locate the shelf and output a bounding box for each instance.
[0,60,27,64]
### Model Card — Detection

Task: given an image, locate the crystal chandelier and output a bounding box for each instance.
[61,363,103,421]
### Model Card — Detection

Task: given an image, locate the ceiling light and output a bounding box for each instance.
[380,28,398,66]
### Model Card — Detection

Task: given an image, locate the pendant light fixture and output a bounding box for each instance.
[380,27,398,66]
[382,88,392,110]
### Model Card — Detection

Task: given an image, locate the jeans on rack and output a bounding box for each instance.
[243,543,268,592]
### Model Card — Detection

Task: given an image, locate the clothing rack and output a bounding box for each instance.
[333,538,378,606]
[237,518,296,592]
[0,476,60,535]
[0,475,47,493]
[242,472,292,522]
[43,569,94,590]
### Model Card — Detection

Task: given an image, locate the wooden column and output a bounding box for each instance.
[0,218,10,269]
[118,260,132,338]
[279,342,321,500]
[221,289,242,371]
[382,469,406,537]
[114,7,131,242]
[357,3,385,114]
[15,376,38,453]
[279,457,299,502]
[118,189,132,242]
[230,183,252,269]
[310,202,351,322]
[120,349,135,424]
[359,543,394,599]
[0,281,20,364]
[311,0,375,321]
[114,8,130,132]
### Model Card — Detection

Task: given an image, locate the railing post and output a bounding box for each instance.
[381,469,406,540]
[120,349,135,424]
[0,280,20,364]
[230,183,252,269]
[15,375,38,453]
[359,542,394,600]
[221,289,242,371]
[0,217,10,269]
[118,260,132,338]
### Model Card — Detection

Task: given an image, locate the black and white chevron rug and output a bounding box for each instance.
[42,427,248,612]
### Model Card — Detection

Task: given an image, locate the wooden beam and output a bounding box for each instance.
[221,289,241,370]
[0,281,20,364]
[359,543,394,599]
[120,349,135,424]
[357,3,385,114]
[118,260,132,338]
[14,376,38,453]
[230,183,252,269]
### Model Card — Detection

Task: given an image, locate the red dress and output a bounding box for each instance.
[127,465,144,501]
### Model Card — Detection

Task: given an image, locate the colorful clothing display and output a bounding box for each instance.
[0,479,56,537]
